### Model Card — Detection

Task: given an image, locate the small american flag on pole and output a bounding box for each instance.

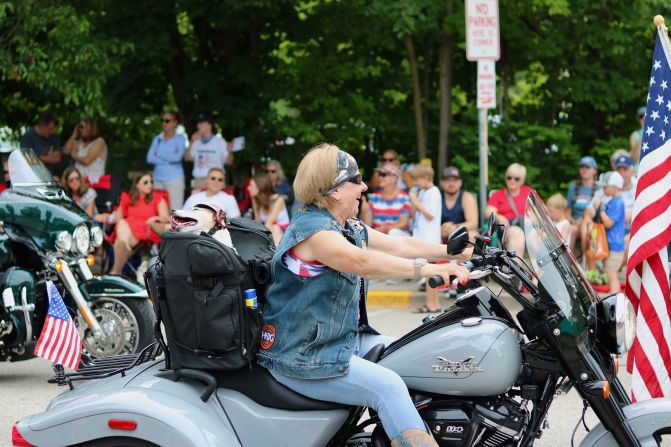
[33,281,82,370]
[625,21,671,401]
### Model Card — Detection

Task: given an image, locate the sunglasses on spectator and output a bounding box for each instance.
[506,176,521,181]
[161,118,174,123]
[141,179,153,185]
[209,176,224,182]
[266,169,277,174]
[382,157,396,162]
[378,172,394,177]
[67,176,81,183]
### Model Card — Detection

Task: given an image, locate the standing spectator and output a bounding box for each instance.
[184,114,233,192]
[614,154,637,269]
[630,106,646,171]
[20,112,62,177]
[63,117,108,184]
[409,164,443,313]
[439,166,479,241]
[360,163,412,236]
[249,173,290,245]
[547,194,571,245]
[61,167,97,218]
[381,149,409,191]
[183,167,241,218]
[566,156,598,251]
[593,172,626,294]
[266,159,295,212]
[485,163,534,256]
[146,111,187,210]
[110,172,169,276]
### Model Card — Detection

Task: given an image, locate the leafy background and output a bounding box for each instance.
[0,0,667,199]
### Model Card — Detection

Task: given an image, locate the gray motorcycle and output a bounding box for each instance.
[11,192,671,446]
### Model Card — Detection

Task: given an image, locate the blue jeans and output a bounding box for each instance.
[271,333,426,439]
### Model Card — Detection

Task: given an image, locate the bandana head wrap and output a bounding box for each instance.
[322,150,359,195]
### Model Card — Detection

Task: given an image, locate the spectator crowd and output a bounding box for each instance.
[12,109,642,299]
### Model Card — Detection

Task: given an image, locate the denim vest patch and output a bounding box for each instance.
[257,205,370,379]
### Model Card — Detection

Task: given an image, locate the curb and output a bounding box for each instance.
[367,290,413,308]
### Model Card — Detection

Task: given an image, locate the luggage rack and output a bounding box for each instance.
[49,342,163,390]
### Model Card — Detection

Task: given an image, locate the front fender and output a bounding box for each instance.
[580,398,671,446]
[83,274,148,299]
[16,377,240,446]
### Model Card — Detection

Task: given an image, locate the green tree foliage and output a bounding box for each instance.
[0,0,668,196]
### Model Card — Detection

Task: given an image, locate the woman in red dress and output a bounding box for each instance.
[110,172,169,275]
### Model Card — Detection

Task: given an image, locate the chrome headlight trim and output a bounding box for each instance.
[615,292,636,354]
[55,231,73,252]
[90,226,104,247]
[72,224,90,255]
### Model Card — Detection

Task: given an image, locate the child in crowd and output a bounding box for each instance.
[595,171,626,294]
[408,164,443,313]
[546,193,571,246]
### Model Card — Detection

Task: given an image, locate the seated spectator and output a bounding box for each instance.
[249,173,289,245]
[61,167,97,218]
[184,114,233,192]
[63,117,108,184]
[265,159,295,212]
[439,166,478,242]
[360,163,412,236]
[380,149,408,191]
[566,156,598,251]
[183,167,241,218]
[485,163,534,256]
[109,172,169,275]
[547,193,571,245]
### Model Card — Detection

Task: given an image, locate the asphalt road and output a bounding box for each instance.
[0,292,643,447]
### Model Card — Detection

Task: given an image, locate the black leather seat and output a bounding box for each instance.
[211,344,386,411]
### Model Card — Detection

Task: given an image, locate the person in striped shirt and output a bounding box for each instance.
[360,163,412,236]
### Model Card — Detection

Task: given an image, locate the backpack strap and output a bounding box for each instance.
[505,189,521,220]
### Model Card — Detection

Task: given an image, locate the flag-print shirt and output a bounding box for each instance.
[367,190,412,230]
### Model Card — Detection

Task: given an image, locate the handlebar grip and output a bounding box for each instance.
[428,275,455,288]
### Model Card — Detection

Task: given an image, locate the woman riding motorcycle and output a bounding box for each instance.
[257,143,469,447]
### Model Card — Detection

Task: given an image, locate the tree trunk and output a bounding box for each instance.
[404,34,426,160]
[422,43,431,150]
[437,0,455,174]
[499,39,510,120]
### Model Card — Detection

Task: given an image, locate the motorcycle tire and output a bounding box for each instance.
[72,437,159,447]
[84,297,155,357]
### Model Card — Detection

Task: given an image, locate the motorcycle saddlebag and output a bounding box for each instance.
[152,230,267,371]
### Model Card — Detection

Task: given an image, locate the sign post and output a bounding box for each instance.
[466,0,499,227]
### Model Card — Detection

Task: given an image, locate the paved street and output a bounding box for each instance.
[0,285,636,447]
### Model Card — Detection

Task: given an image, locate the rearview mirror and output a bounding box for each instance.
[447,226,470,255]
[487,212,497,238]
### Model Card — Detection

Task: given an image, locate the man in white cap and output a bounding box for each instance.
[593,171,626,294]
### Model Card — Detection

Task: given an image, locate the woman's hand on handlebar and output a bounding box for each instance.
[421,262,469,287]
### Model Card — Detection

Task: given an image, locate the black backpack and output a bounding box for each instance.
[145,219,274,371]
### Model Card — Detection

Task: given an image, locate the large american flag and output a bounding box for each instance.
[33,281,82,370]
[626,28,671,401]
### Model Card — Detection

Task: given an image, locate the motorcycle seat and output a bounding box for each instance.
[213,363,349,411]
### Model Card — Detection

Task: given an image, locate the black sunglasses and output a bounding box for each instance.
[506,176,521,181]
[161,118,174,123]
[378,172,394,178]
[266,169,277,174]
[346,173,363,185]
[209,176,224,182]
[141,179,153,185]
[382,157,396,162]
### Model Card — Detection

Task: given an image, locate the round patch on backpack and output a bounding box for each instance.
[260,324,277,350]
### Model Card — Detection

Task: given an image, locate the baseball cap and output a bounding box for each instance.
[196,114,215,125]
[375,163,399,177]
[442,166,461,179]
[600,171,624,189]
[615,154,633,169]
[637,106,646,118]
[579,156,597,169]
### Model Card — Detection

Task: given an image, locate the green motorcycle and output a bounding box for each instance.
[0,148,154,362]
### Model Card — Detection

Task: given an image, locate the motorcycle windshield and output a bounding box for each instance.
[8,148,56,186]
[523,192,600,343]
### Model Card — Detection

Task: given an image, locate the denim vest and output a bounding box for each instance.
[257,205,372,379]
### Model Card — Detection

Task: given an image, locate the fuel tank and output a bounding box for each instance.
[379,318,522,396]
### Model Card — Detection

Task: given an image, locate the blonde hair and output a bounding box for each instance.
[547,193,567,210]
[506,163,527,180]
[410,163,434,180]
[293,143,339,208]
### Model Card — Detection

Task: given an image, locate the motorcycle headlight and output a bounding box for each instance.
[72,225,90,255]
[55,231,72,252]
[90,226,104,247]
[597,292,637,354]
